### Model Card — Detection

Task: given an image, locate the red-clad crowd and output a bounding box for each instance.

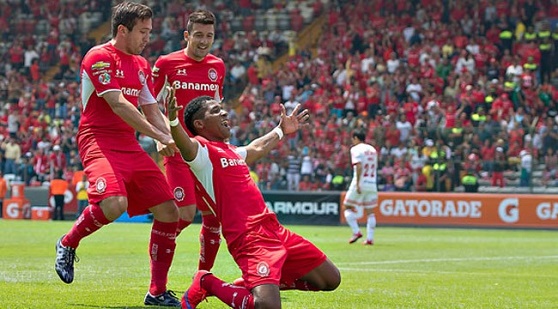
[0,0,110,185]
[1,0,558,193]
[0,0,313,186]
[231,0,558,192]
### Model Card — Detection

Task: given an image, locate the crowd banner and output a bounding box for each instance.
[262,191,340,225]
[2,183,31,219]
[9,188,558,229]
[340,192,558,229]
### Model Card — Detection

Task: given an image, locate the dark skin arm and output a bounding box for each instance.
[243,104,309,165]
[167,87,310,164]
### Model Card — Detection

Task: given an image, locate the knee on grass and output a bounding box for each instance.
[252,284,281,309]
[315,272,341,291]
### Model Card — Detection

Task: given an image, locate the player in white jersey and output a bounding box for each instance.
[343,129,378,245]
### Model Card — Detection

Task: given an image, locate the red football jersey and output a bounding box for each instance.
[189,137,278,246]
[153,50,226,129]
[78,42,157,151]
[153,50,226,166]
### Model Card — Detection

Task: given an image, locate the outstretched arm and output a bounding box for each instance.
[243,104,309,165]
[166,87,199,162]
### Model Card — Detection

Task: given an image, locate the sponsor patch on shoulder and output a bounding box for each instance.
[98,72,111,85]
[92,61,111,70]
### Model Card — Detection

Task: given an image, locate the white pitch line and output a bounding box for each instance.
[339,255,558,266]
[339,268,491,275]
[338,267,558,278]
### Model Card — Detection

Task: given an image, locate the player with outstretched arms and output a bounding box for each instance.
[165,93,340,309]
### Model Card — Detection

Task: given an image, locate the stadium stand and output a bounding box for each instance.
[1,0,558,196]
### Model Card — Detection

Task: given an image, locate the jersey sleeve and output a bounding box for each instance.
[138,82,157,106]
[188,140,211,171]
[138,60,157,106]
[152,56,169,104]
[235,146,247,160]
[81,49,121,97]
[350,147,361,166]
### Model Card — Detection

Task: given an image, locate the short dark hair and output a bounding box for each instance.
[187,10,216,33]
[111,1,153,37]
[183,96,213,135]
[352,130,366,142]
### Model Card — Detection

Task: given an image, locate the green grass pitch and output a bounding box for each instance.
[1,220,557,308]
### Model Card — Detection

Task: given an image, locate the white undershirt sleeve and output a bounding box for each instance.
[138,82,157,106]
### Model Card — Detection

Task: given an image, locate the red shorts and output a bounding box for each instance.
[229,218,327,290]
[82,147,174,217]
[164,154,197,207]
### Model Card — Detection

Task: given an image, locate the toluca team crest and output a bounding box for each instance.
[208,68,218,82]
[173,187,185,202]
[95,177,107,193]
[256,262,270,277]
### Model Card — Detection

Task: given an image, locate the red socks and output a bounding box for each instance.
[61,206,178,296]
[202,274,254,309]
[62,205,111,248]
[149,220,178,296]
[175,219,192,237]
[198,214,221,271]
[199,276,318,309]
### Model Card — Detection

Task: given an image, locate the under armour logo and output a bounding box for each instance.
[177,69,187,75]
[115,69,124,78]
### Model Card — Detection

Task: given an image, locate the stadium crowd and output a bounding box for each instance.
[232,0,558,192]
[1,0,558,194]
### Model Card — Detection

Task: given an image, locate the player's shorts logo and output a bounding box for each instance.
[173,187,185,202]
[256,262,270,277]
[138,70,146,85]
[208,68,218,82]
[95,177,107,194]
[98,72,111,85]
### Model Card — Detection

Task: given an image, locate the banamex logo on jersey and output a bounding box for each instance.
[172,80,219,91]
